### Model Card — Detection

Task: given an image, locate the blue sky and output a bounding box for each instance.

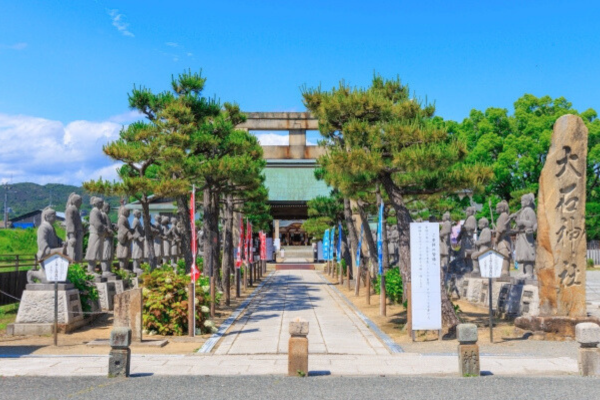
[1,1,599,185]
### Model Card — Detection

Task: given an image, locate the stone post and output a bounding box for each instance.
[288,318,309,377]
[576,322,600,376]
[108,327,131,378]
[457,323,480,377]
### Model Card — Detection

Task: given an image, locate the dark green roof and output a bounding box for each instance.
[264,162,330,201]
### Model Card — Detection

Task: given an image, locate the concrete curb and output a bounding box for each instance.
[317,272,404,354]
[197,271,276,354]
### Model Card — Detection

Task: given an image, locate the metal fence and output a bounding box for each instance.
[587,249,600,266]
[0,254,37,305]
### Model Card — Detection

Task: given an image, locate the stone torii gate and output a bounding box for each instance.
[236,112,328,241]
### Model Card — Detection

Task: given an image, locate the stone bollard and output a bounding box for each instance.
[576,322,600,376]
[457,323,480,377]
[288,318,309,377]
[108,327,132,378]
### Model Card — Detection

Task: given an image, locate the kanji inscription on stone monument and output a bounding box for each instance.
[536,114,588,317]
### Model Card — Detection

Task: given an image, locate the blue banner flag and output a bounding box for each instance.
[330,226,335,261]
[323,229,329,261]
[356,224,363,267]
[337,222,342,263]
[377,202,384,275]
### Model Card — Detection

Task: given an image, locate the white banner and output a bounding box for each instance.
[410,222,442,330]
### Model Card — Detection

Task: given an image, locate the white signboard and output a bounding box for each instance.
[479,249,503,279]
[44,254,70,282]
[273,238,281,251]
[410,222,442,330]
[266,238,274,261]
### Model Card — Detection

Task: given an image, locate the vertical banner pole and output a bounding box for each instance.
[53,280,58,346]
[489,277,494,343]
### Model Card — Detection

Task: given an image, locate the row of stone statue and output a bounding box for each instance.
[439,193,537,279]
[30,193,186,283]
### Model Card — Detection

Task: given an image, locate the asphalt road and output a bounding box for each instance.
[1,376,599,400]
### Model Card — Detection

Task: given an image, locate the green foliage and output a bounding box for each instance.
[112,267,137,287]
[447,94,600,238]
[373,267,404,304]
[0,303,19,331]
[142,267,215,335]
[0,228,36,255]
[67,263,99,313]
[587,258,595,269]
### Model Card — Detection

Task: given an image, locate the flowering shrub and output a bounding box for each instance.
[142,266,216,335]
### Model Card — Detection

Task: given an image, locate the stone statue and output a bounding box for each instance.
[28,208,64,283]
[455,206,476,273]
[440,212,452,269]
[131,209,145,274]
[471,217,492,275]
[65,193,84,262]
[161,216,172,265]
[116,206,134,272]
[511,193,537,279]
[494,200,512,277]
[152,215,163,264]
[101,203,115,277]
[85,197,105,276]
[170,216,180,264]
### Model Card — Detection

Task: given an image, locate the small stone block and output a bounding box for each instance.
[576,323,600,347]
[110,327,132,348]
[108,348,131,378]
[457,323,478,344]
[458,344,480,377]
[289,318,309,337]
[288,336,308,377]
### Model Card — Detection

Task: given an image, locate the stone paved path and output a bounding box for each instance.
[214,270,389,355]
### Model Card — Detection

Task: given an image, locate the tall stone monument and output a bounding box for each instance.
[537,115,588,317]
[516,114,599,337]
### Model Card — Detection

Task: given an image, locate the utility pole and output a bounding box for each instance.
[3,182,10,229]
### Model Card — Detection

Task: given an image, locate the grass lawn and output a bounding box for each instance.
[0,303,19,332]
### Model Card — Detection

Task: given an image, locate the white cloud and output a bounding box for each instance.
[108,110,143,124]
[166,42,179,47]
[0,112,126,186]
[107,9,134,37]
[0,42,27,51]
[252,132,289,146]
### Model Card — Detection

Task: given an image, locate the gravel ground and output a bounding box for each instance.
[1,376,599,400]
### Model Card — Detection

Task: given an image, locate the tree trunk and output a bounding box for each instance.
[341,230,352,278]
[357,203,379,267]
[222,194,234,306]
[343,197,358,280]
[176,195,193,273]
[202,187,219,278]
[141,200,157,269]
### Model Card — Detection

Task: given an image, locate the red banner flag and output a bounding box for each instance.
[260,231,267,261]
[236,215,243,269]
[190,187,200,282]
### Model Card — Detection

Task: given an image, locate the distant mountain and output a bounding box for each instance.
[0,183,121,220]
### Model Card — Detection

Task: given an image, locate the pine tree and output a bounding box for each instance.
[303,75,492,328]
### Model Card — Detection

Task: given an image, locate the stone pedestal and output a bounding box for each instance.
[108,277,124,295]
[95,278,115,311]
[16,284,82,324]
[288,319,309,377]
[114,288,143,342]
[515,315,600,339]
